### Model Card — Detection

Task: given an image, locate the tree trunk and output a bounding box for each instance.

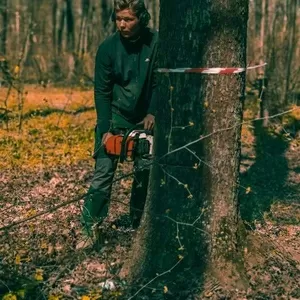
[284,0,298,105]
[77,0,90,58]
[0,0,8,86]
[65,0,75,52]
[0,0,8,56]
[57,1,65,54]
[52,0,58,57]
[123,0,249,297]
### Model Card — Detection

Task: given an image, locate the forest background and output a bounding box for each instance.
[0,0,300,299]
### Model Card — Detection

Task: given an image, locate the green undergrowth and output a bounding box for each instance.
[0,86,299,172]
[0,111,95,170]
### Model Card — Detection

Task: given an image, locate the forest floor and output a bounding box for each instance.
[0,86,299,300]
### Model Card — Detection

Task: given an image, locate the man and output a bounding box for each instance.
[78,0,158,249]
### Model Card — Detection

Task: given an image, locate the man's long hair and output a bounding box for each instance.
[111,0,151,27]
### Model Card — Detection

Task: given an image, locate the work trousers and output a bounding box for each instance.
[81,125,150,231]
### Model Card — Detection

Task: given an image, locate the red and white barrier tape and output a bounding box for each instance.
[157,63,267,74]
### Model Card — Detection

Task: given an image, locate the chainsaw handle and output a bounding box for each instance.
[119,124,152,163]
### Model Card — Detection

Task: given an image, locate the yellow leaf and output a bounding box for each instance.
[2,293,17,300]
[26,209,37,217]
[178,255,184,260]
[81,296,91,300]
[29,223,35,232]
[34,269,44,281]
[48,295,61,300]
[163,286,168,294]
[17,289,26,299]
[189,121,194,126]
[204,291,213,298]
[14,65,20,74]
[112,225,117,230]
[40,241,48,249]
[24,256,31,263]
[246,187,251,194]
[204,101,209,108]
[15,254,21,265]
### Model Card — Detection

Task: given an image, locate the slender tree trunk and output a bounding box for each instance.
[57,1,66,54]
[77,0,90,58]
[284,0,298,105]
[260,0,265,58]
[265,2,287,115]
[15,0,20,57]
[0,0,8,57]
[123,0,249,297]
[65,0,75,52]
[151,0,159,29]
[52,0,58,57]
[101,0,110,27]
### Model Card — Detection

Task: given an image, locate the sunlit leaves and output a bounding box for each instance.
[34,269,44,281]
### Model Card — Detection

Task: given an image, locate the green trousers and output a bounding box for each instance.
[81,113,150,231]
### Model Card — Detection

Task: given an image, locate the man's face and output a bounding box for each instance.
[115,9,141,39]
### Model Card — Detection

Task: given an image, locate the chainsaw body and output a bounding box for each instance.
[104,129,153,163]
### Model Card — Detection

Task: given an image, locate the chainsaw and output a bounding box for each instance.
[104,126,153,163]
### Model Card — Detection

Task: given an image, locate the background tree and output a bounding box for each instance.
[122,0,249,297]
[248,0,300,121]
[0,0,8,84]
[0,0,299,94]
[0,0,7,58]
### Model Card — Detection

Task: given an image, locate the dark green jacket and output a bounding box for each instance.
[94,28,158,135]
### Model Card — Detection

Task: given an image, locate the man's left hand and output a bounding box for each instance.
[143,114,155,130]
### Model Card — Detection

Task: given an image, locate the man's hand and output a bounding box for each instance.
[102,132,114,145]
[143,114,155,130]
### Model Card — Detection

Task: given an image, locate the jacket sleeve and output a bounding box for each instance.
[94,41,113,135]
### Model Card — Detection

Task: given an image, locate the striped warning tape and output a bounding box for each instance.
[157,63,267,74]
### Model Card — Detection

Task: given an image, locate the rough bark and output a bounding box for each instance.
[123,0,249,297]
[200,0,248,287]
[284,0,298,104]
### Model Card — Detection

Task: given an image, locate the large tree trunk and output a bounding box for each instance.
[123,0,249,297]
[199,0,249,288]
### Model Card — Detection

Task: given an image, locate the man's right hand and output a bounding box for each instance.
[102,132,114,145]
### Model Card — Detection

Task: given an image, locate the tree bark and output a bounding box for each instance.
[284,0,298,105]
[265,1,286,115]
[77,0,90,58]
[65,0,75,52]
[52,0,58,57]
[123,0,249,297]
[0,0,8,56]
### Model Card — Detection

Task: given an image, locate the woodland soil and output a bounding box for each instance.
[0,86,299,299]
